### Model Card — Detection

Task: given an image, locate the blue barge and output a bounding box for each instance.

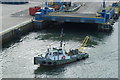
[33,1,120,31]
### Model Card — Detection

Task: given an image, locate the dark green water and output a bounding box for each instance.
[1,22,118,78]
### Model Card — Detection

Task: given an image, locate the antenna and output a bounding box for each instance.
[60,28,64,47]
[103,0,106,9]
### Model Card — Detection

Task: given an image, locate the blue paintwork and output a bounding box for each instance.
[39,8,54,15]
[97,7,115,22]
[39,6,115,24]
[112,3,119,7]
[42,16,105,23]
[35,7,115,23]
[35,12,42,20]
[34,1,116,24]
[35,7,55,20]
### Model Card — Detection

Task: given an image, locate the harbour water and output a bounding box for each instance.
[1,22,118,78]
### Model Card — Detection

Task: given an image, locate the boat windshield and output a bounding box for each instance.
[52,49,63,56]
[53,52,58,56]
[58,49,63,55]
[46,48,64,57]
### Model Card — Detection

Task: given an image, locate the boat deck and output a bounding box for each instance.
[45,2,102,18]
[42,2,113,23]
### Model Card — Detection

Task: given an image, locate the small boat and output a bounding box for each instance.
[63,3,81,12]
[34,29,89,67]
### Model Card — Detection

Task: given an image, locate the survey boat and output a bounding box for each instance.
[34,29,89,66]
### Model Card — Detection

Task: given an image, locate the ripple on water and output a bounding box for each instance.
[1,22,118,78]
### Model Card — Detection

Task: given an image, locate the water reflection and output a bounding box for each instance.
[35,22,113,46]
[34,60,85,78]
[33,22,114,78]
[34,65,66,78]
[2,22,117,78]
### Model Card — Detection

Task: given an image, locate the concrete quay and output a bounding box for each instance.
[0,1,43,45]
[1,1,41,32]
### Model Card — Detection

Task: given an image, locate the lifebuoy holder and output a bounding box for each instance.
[62,56,65,59]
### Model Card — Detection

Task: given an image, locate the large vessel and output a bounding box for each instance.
[34,29,89,67]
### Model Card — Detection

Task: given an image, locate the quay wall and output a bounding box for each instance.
[0,20,48,45]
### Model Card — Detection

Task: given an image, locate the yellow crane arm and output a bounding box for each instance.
[78,36,89,51]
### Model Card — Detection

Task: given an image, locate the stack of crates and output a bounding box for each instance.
[45,0,64,11]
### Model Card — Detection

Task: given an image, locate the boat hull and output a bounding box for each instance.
[34,53,89,67]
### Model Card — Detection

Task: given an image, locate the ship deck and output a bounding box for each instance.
[42,2,113,23]
[48,2,102,17]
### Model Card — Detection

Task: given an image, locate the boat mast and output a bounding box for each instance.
[103,0,106,9]
[60,28,64,47]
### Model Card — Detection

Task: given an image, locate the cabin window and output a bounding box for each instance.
[58,49,62,51]
[59,52,63,55]
[53,52,58,56]
[58,50,63,55]
[45,53,49,58]
[58,49,63,54]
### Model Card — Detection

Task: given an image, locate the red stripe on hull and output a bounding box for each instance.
[39,59,79,67]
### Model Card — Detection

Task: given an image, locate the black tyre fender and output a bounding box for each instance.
[53,62,57,65]
[77,58,80,61]
[48,62,52,65]
[82,57,85,60]
[42,61,46,64]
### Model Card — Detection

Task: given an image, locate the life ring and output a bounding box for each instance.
[53,62,57,65]
[62,56,65,59]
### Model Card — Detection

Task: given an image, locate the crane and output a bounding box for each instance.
[78,36,89,52]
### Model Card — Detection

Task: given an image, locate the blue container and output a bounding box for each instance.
[48,8,55,12]
[112,3,118,7]
[44,9,49,14]
[35,7,55,20]
[35,12,42,20]
[41,7,55,14]
[40,8,45,15]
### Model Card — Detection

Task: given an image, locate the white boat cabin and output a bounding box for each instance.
[45,47,70,60]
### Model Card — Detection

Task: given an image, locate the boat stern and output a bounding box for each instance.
[34,57,45,65]
[34,56,55,66]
